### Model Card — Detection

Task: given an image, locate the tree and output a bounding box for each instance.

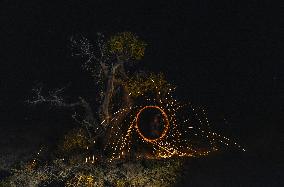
[28,32,158,154]
[8,31,246,187]
[28,31,245,161]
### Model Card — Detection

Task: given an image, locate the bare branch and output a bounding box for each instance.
[27,85,68,106]
[70,34,110,76]
[28,85,95,122]
[27,84,109,139]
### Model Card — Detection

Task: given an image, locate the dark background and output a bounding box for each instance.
[1,0,283,186]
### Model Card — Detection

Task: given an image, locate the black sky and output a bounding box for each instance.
[1,0,283,185]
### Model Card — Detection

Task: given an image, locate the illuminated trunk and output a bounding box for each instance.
[101,71,115,124]
[100,62,134,150]
[101,63,122,125]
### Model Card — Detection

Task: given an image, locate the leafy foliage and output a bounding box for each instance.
[107,32,146,61]
[1,158,182,187]
[58,128,90,154]
[127,73,173,98]
[66,173,95,187]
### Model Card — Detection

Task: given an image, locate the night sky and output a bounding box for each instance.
[1,0,283,186]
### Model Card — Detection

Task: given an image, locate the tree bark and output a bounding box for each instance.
[101,63,122,125]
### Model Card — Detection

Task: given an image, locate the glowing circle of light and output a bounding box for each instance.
[135,106,170,143]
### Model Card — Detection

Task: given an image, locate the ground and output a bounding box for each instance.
[0,118,282,186]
